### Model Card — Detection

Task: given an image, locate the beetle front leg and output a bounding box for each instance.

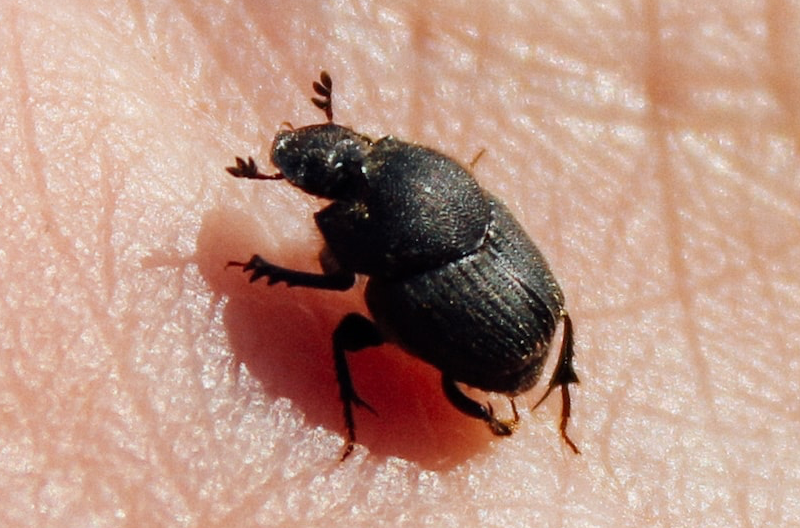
[228,255,355,291]
[442,376,519,436]
[332,313,384,460]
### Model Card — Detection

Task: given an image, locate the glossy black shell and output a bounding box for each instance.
[365,196,563,394]
[281,128,566,394]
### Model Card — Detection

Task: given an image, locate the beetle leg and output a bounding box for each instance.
[508,397,520,424]
[441,376,518,436]
[227,255,355,291]
[531,310,581,454]
[332,313,384,460]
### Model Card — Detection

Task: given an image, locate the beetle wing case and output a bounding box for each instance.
[365,197,564,394]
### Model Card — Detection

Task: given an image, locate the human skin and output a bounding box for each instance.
[2,1,799,527]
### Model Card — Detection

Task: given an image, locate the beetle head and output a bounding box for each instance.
[270,124,373,200]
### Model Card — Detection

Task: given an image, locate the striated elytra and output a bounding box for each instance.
[226,71,580,460]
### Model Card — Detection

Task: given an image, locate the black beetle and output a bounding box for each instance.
[227,71,580,459]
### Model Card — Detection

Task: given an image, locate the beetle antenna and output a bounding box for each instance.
[225,156,284,180]
[311,70,334,122]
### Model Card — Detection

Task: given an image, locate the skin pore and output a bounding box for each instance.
[1,1,798,526]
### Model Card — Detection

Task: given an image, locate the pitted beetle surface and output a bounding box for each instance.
[227,71,580,459]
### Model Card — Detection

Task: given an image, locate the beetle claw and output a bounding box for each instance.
[485,401,518,436]
[339,441,355,462]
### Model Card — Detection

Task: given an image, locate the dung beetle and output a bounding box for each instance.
[227,71,580,459]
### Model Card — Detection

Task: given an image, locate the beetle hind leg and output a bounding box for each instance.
[531,310,581,454]
[332,313,384,460]
[442,376,519,436]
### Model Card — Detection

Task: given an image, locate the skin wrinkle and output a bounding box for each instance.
[1,0,799,527]
[8,7,53,257]
[646,20,723,515]
[643,17,735,524]
[765,0,800,140]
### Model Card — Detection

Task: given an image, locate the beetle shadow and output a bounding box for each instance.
[197,206,498,469]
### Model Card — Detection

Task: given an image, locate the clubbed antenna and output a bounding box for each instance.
[225,156,283,180]
[311,70,333,122]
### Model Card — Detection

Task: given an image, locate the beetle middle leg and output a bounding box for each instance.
[332,313,384,460]
[442,376,520,436]
[227,255,355,291]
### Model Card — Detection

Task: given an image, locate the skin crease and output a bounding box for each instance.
[1,0,800,526]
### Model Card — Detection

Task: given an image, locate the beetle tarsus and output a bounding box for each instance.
[488,399,520,435]
[509,397,519,423]
[559,380,580,454]
[532,311,580,454]
[340,442,355,462]
[442,376,518,436]
[333,313,384,460]
[485,401,518,436]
